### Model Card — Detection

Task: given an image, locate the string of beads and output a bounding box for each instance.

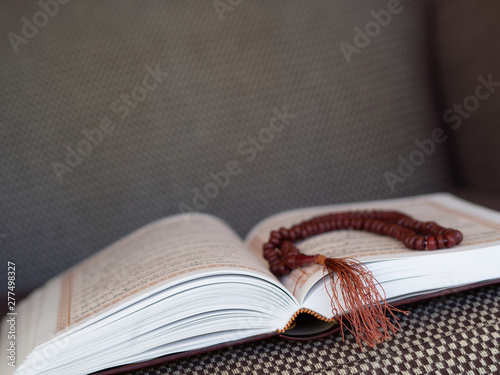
[263,210,463,277]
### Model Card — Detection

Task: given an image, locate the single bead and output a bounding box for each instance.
[263,243,275,251]
[407,219,418,229]
[407,236,419,249]
[375,221,385,234]
[451,230,463,244]
[306,223,316,235]
[279,243,290,255]
[436,235,445,249]
[426,236,437,250]
[397,218,407,227]
[279,228,289,241]
[385,223,396,236]
[265,253,280,263]
[422,221,436,234]
[399,228,409,238]
[414,237,426,250]
[317,221,326,233]
[403,236,412,249]
[270,230,282,239]
[343,218,350,229]
[362,219,371,231]
[414,221,423,232]
[444,233,456,248]
[404,220,415,230]
[365,219,375,231]
[281,242,299,256]
[323,220,332,231]
[390,224,401,237]
[272,263,290,276]
[370,220,380,232]
[329,219,337,230]
[312,221,321,233]
[350,218,361,230]
[269,255,280,263]
[302,223,316,238]
[292,225,302,239]
[335,219,343,229]
[393,227,402,240]
[264,247,277,256]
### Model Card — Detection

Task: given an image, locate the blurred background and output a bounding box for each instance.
[1,0,499,317]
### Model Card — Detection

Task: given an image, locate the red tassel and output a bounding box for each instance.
[314,254,408,349]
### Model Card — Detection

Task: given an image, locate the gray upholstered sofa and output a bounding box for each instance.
[2,1,499,374]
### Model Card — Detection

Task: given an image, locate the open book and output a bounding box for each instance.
[3,193,500,375]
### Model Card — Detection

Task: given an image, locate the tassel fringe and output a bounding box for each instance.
[315,255,409,349]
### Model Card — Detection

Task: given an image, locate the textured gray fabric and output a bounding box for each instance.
[1,1,453,310]
[434,1,500,192]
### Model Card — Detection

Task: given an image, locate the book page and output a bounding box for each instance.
[37,214,278,344]
[245,193,500,303]
[3,213,299,375]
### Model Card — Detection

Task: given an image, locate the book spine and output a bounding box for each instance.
[278,308,336,333]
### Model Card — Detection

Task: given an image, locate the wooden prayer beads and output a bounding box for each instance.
[263,211,463,277]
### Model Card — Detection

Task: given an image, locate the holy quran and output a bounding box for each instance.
[2,193,500,375]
